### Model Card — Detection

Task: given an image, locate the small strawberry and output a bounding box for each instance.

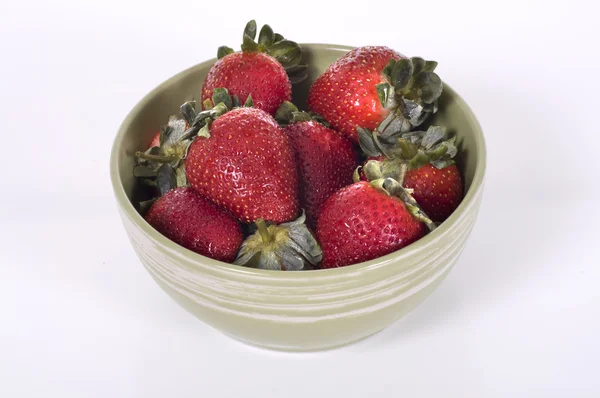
[275,101,359,228]
[148,131,161,149]
[144,187,243,262]
[234,212,322,270]
[316,179,433,268]
[404,163,463,222]
[186,106,299,224]
[308,46,443,143]
[358,125,464,222]
[202,20,306,115]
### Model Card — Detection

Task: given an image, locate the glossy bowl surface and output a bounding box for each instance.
[110,44,486,351]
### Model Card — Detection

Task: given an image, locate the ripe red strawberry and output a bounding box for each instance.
[202,52,291,115]
[316,181,429,268]
[202,20,306,115]
[144,187,243,262]
[186,107,299,224]
[275,102,358,228]
[308,46,443,143]
[358,125,464,222]
[404,164,463,222]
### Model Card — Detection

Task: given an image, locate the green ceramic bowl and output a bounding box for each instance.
[110,44,486,351]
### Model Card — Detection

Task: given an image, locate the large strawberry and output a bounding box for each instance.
[186,106,299,224]
[202,20,306,115]
[359,125,464,222]
[275,102,359,228]
[316,179,433,268]
[308,46,443,143]
[145,187,243,262]
[234,212,322,270]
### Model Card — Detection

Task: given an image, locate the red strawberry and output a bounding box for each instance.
[275,102,359,228]
[186,107,299,224]
[202,20,306,115]
[358,125,464,222]
[145,187,243,262]
[308,46,402,140]
[316,181,429,268]
[202,52,291,115]
[404,164,463,222]
[308,46,443,143]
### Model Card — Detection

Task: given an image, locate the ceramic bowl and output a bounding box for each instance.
[110,44,486,351]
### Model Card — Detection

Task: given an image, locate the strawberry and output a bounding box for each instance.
[144,187,243,262]
[404,163,463,222]
[308,46,443,143]
[275,102,359,228]
[202,52,290,115]
[316,180,432,268]
[186,106,299,224]
[359,125,464,222]
[202,20,307,115]
[234,212,322,270]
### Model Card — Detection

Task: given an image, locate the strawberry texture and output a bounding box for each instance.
[202,52,291,115]
[285,121,358,228]
[308,46,405,142]
[145,187,243,262]
[404,164,464,222]
[186,107,299,224]
[317,182,426,268]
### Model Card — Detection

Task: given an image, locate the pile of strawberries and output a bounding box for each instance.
[134,21,464,270]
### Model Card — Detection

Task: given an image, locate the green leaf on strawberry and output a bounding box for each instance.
[358,125,458,172]
[274,101,328,126]
[217,19,307,85]
[234,212,322,271]
[358,125,464,223]
[308,47,444,143]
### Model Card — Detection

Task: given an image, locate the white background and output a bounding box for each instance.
[1,0,599,396]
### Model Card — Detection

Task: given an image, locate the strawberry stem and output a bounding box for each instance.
[255,219,272,243]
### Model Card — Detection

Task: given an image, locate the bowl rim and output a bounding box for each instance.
[110,42,487,279]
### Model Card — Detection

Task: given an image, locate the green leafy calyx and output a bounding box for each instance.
[358,56,444,139]
[234,212,323,270]
[274,101,329,127]
[217,20,307,84]
[358,161,435,231]
[358,125,457,170]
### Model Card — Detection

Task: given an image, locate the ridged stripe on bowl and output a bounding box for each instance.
[121,183,482,322]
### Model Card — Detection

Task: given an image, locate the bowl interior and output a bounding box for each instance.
[111,43,484,268]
